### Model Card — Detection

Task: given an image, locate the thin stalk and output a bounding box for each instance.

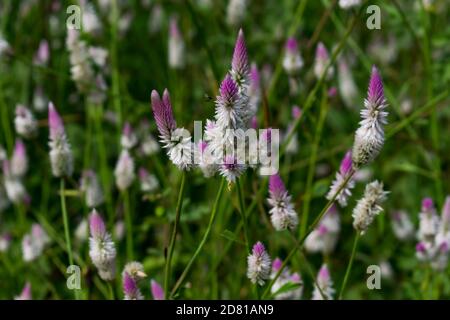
[300,86,328,238]
[338,232,360,299]
[60,179,78,299]
[236,178,250,252]
[262,170,355,298]
[107,282,115,300]
[110,0,122,133]
[170,178,226,298]
[0,81,13,152]
[123,190,133,260]
[164,171,186,299]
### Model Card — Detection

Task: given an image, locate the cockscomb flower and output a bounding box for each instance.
[326,151,355,207]
[11,139,28,177]
[312,264,335,300]
[80,170,104,208]
[48,102,74,177]
[418,197,439,243]
[352,180,388,235]
[15,105,37,139]
[267,174,298,231]
[226,0,247,27]
[339,0,361,9]
[305,204,340,254]
[114,149,135,191]
[123,261,147,281]
[138,167,159,193]
[231,29,250,88]
[89,209,116,281]
[15,282,32,300]
[151,279,164,300]
[390,210,415,241]
[215,74,246,130]
[168,17,185,69]
[352,66,388,168]
[314,42,333,80]
[151,89,193,170]
[121,122,138,149]
[247,241,272,285]
[282,37,303,75]
[219,155,246,184]
[123,272,144,300]
[338,58,358,109]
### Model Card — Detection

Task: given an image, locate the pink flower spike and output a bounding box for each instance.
[16,282,32,300]
[169,17,180,38]
[35,39,49,65]
[123,273,139,298]
[14,139,26,158]
[416,242,426,253]
[250,116,258,129]
[48,102,64,139]
[151,279,164,300]
[89,209,106,239]
[367,65,384,105]
[316,42,329,61]
[232,29,249,78]
[219,74,239,104]
[421,197,434,212]
[318,264,330,282]
[285,37,298,54]
[269,174,287,198]
[252,241,266,256]
[340,151,353,175]
[250,63,260,89]
[151,89,176,141]
[272,257,282,272]
[292,106,302,119]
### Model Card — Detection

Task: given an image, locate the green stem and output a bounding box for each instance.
[236,178,250,253]
[110,0,122,134]
[164,171,186,299]
[60,179,78,299]
[338,232,360,299]
[170,178,226,298]
[300,86,328,238]
[107,282,115,300]
[123,190,134,260]
[0,81,13,153]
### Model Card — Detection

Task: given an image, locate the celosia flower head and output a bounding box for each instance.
[267,174,298,230]
[123,272,143,300]
[247,241,271,286]
[151,89,177,144]
[231,29,249,86]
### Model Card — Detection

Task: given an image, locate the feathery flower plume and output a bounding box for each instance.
[339,0,361,9]
[11,139,28,177]
[15,282,32,300]
[314,42,333,80]
[226,0,247,26]
[121,122,138,149]
[168,17,185,69]
[138,167,159,193]
[326,151,355,207]
[215,74,246,130]
[15,105,37,138]
[231,29,250,88]
[267,174,298,231]
[89,209,116,281]
[48,102,74,177]
[80,170,104,208]
[151,279,164,300]
[151,89,193,170]
[352,66,388,168]
[123,272,144,300]
[247,241,271,285]
[352,180,388,235]
[282,37,303,75]
[312,264,335,300]
[305,204,340,254]
[114,149,135,191]
[390,210,415,241]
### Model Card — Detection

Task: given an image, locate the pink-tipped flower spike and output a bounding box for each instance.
[312,264,335,300]
[247,241,271,285]
[151,89,177,145]
[123,272,144,300]
[121,122,138,149]
[231,29,250,88]
[339,0,361,9]
[151,279,164,300]
[89,209,116,281]
[305,204,340,254]
[272,258,283,273]
[11,139,28,177]
[226,0,247,26]
[138,167,159,192]
[314,42,333,80]
[338,58,358,109]
[168,17,185,69]
[114,149,135,191]
[352,180,388,235]
[0,232,12,252]
[282,37,303,75]
[326,150,355,207]
[215,74,245,130]
[15,282,32,300]
[267,174,298,231]
[390,210,415,241]
[418,197,439,243]
[48,102,73,177]
[14,104,37,138]
[292,106,302,119]
[352,66,388,168]
[80,170,104,208]
[34,39,50,65]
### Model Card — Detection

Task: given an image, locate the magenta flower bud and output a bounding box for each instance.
[285,37,298,54]
[0,232,12,252]
[123,272,143,300]
[269,174,287,199]
[422,197,434,213]
[151,89,176,144]
[219,155,245,183]
[314,42,333,80]
[283,37,303,75]
[151,279,164,300]
[416,242,426,253]
[15,282,32,300]
[292,106,302,119]
[89,209,106,239]
[339,150,353,176]
[231,29,249,85]
[219,74,240,107]
[272,257,283,272]
[367,66,385,105]
[48,102,65,140]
